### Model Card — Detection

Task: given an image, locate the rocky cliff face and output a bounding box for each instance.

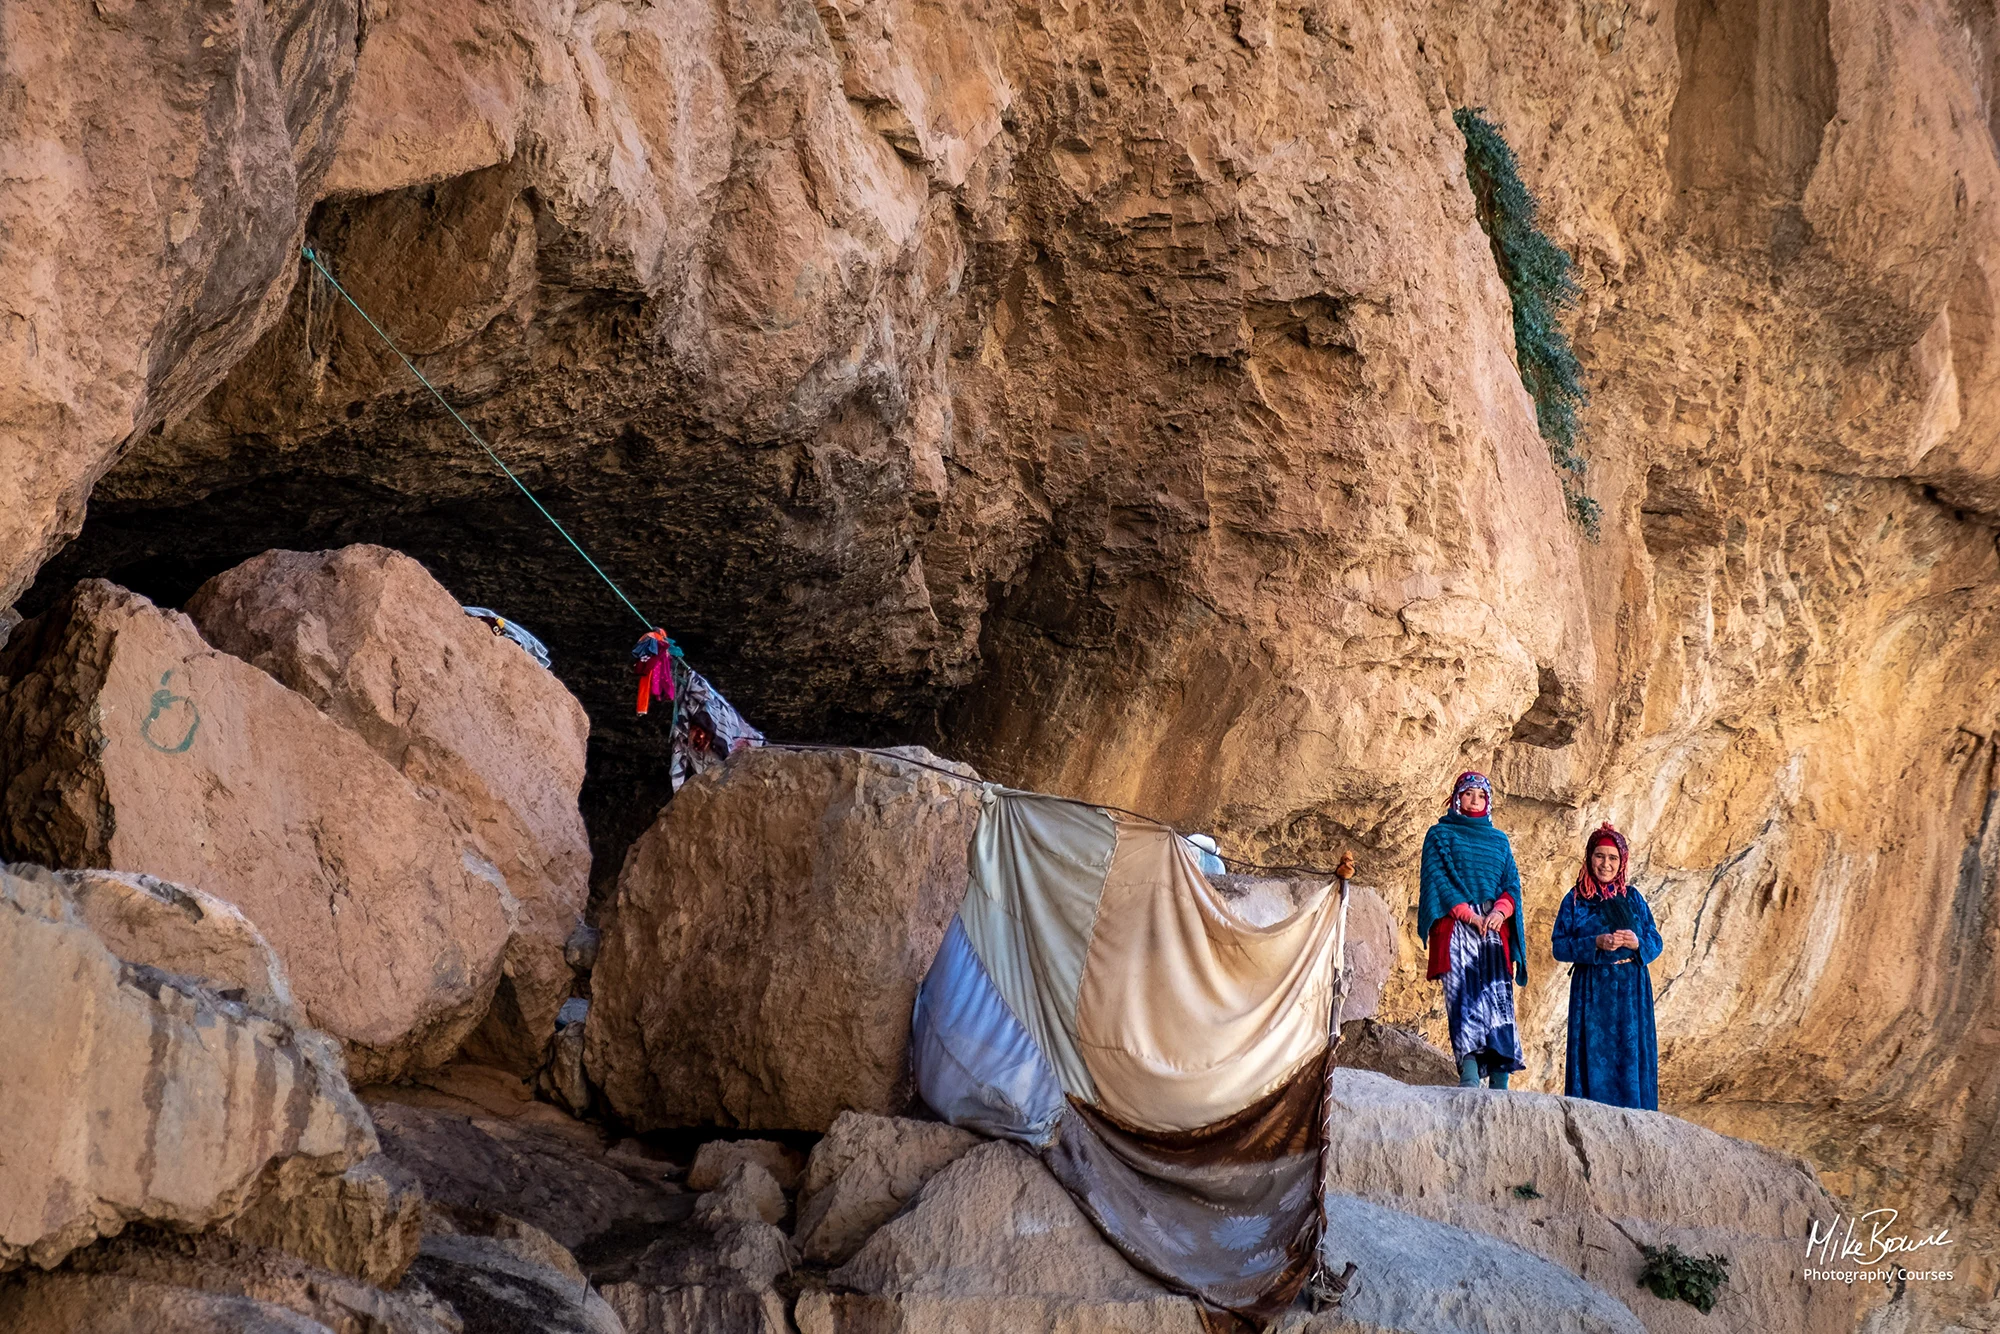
[4,0,1997,1320]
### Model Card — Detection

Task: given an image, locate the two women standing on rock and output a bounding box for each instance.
[1418,772,1528,1089]
[1418,775,1662,1109]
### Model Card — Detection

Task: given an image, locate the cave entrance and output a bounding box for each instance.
[15,462,928,910]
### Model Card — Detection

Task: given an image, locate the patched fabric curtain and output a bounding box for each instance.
[913,786,1346,1326]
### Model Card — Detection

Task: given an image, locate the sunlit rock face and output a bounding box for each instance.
[0,0,358,611]
[5,0,1999,1316]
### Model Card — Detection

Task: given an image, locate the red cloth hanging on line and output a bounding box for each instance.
[632,629,675,715]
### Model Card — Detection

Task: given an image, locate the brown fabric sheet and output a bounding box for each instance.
[1041,1054,1327,1327]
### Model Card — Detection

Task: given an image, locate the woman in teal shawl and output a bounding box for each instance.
[1418,772,1527,1088]
[1550,823,1662,1109]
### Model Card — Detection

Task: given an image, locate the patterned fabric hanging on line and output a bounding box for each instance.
[667,654,762,791]
[631,629,764,790]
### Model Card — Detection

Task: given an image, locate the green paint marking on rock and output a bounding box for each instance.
[141,669,200,754]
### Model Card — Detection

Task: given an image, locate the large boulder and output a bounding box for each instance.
[1322,1072,1871,1334]
[1280,1194,1647,1334]
[794,1113,979,1266]
[33,1232,466,1334]
[408,1213,626,1334]
[797,1141,1206,1334]
[55,866,300,1020]
[0,581,515,1081]
[586,746,984,1130]
[594,1182,797,1334]
[187,544,592,1074]
[0,864,395,1276]
[362,1088,688,1257]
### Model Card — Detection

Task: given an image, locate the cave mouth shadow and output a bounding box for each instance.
[14,473,925,913]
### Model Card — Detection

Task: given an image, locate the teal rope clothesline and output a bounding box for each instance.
[299,245,656,634]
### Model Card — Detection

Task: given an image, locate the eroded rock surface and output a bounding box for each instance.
[1280,1194,1648,1334]
[800,1140,1206,1334]
[409,1213,625,1334]
[0,1273,341,1334]
[587,746,983,1131]
[1334,1020,1458,1088]
[4,0,1999,1311]
[689,1141,806,1194]
[593,1193,797,1334]
[362,1086,687,1260]
[0,0,358,609]
[794,1113,979,1266]
[1322,1071,1868,1334]
[0,581,515,1082]
[188,544,592,1073]
[43,1233,463,1334]
[0,864,383,1275]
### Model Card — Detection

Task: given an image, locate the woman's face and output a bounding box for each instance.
[1456,787,1490,817]
[1589,844,1621,884]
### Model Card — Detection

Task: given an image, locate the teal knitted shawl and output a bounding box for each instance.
[1419,810,1528,986]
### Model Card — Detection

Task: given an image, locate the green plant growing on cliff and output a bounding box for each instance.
[1453,107,1600,538]
[1636,1243,1730,1312]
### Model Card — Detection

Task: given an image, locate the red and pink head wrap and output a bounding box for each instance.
[1446,771,1492,813]
[1575,822,1630,900]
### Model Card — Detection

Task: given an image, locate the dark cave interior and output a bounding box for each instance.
[15,471,935,907]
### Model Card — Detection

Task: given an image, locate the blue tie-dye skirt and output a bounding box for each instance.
[1441,919,1525,1075]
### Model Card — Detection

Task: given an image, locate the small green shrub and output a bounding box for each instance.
[1636,1243,1730,1313]
[1453,107,1599,538]
[1511,1183,1543,1200]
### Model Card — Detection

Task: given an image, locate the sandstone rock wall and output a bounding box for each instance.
[0,581,515,1081]
[0,0,358,609]
[0,864,379,1273]
[2,0,1997,1315]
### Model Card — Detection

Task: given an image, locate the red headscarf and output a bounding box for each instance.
[1575,822,1629,900]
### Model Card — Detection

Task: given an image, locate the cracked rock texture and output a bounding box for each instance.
[4,0,2000,1319]
[0,864,382,1275]
[0,581,514,1082]
[1321,1070,1866,1334]
[587,746,983,1130]
[0,0,356,610]
[187,543,593,1074]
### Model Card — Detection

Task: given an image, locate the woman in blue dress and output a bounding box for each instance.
[1550,823,1663,1109]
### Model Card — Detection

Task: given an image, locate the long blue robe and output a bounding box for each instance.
[1550,887,1663,1110]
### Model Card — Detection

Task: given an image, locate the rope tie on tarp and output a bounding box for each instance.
[762,742,1357,881]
